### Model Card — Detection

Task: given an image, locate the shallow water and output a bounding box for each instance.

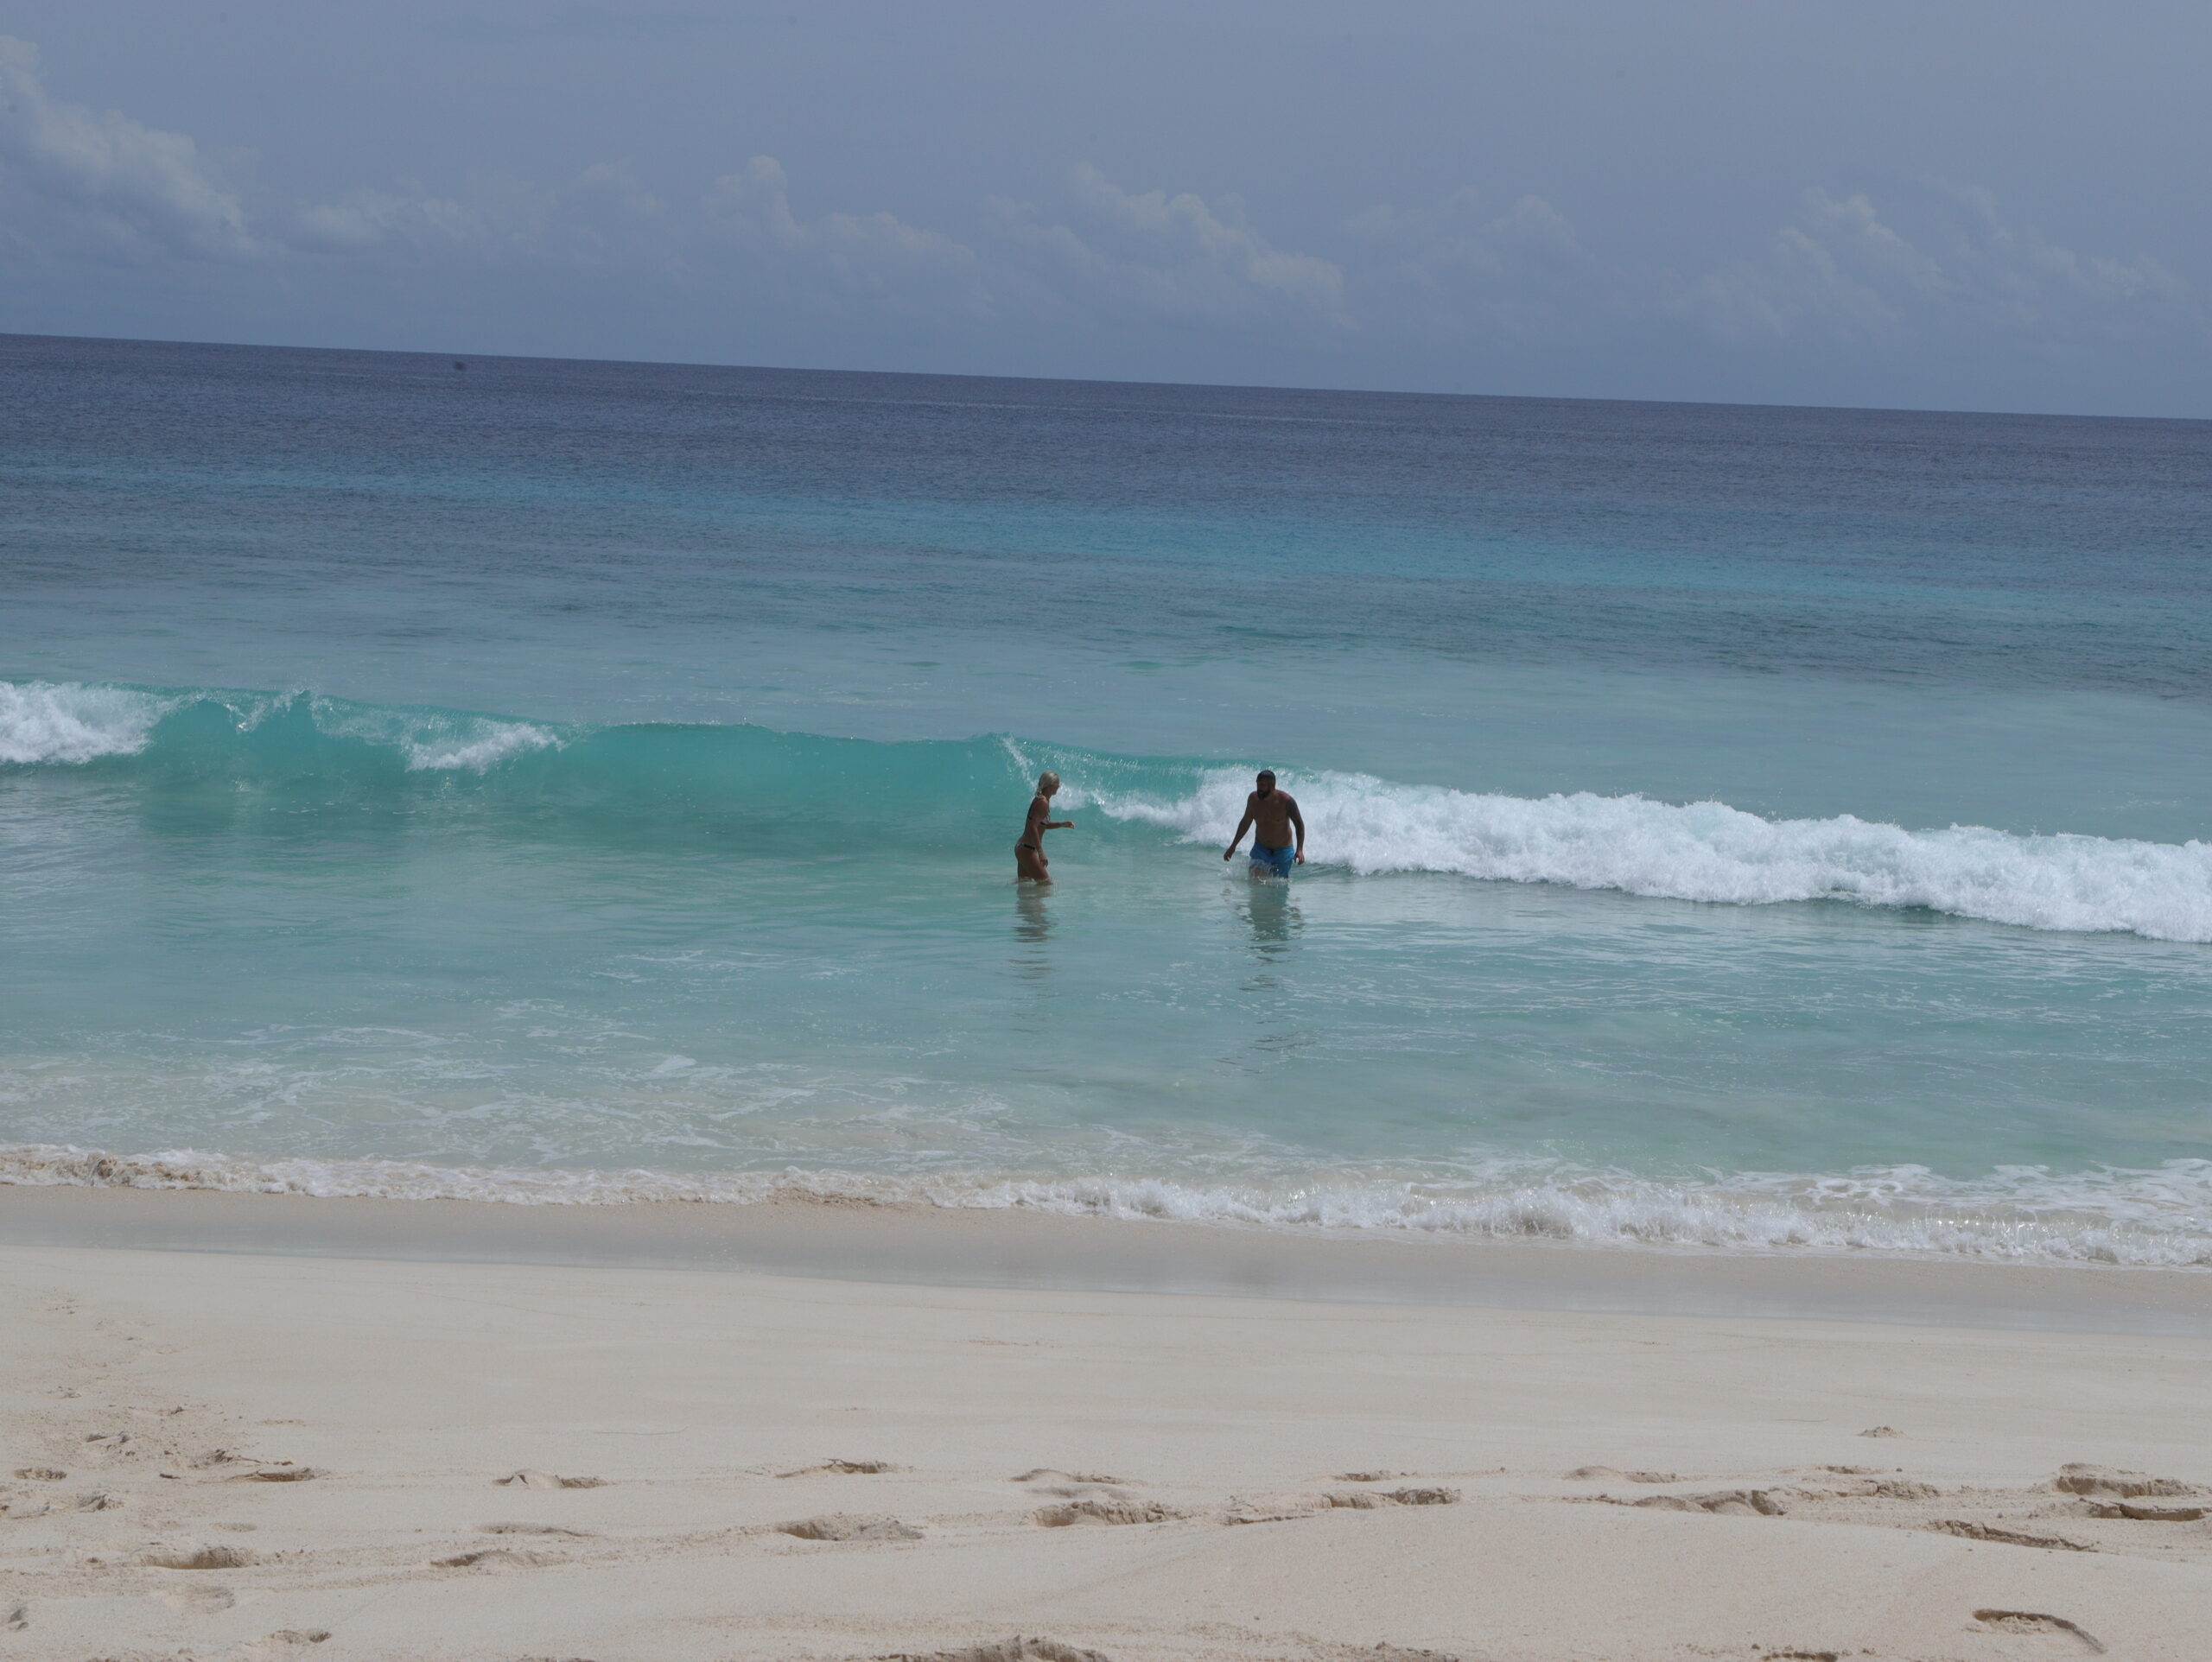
[3,335,2209,1265]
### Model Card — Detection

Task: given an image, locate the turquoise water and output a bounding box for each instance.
[4,335,2209,1264]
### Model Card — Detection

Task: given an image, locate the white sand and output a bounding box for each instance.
[3,1225,2210,1661]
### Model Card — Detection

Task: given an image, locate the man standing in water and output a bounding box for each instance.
[1224,770,1305,877]
[1015,771,1074,882]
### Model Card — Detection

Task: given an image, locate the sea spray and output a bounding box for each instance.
[0,681,179,764]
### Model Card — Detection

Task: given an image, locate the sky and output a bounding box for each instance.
[3,1,2209,416]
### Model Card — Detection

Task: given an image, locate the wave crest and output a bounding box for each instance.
[1085,769,2212,942]
[10,679,2210,940]
[0,681,177,764]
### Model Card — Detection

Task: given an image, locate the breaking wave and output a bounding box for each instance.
[1077,768,2212,942]
[0,680,179,764]
[7,677,2210,939]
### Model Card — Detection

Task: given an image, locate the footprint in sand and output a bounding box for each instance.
[142,1545,256,1570]
[496,1469,607,1489]
[1974,1610,2106,1653]
[479,1521,597,1537]
[886,1639,1109,1662]
[778,1513,924,1541]
[1858,1426,1903,1438]
[2050,1463,2206,1500]
[11,1469,66,1482]
[2080,1499,2206,1520]
[779,1459,904,1477]
[1929,1520,2092,1552]
[1567,1465,1680,1483]
[1032,1499,1185,1527]
[226,1464,324,1483]
[1322,1487,1461,1510]
[229,1630,333,1659]
[435,1546,568,1570]
[3,1603,25,1632]
[1626,1488,1789,1516]
[1012,1469,1124,1485]
[1226,1487,1462,1525]
[158,1585,236,1613]
[1866,1479,1940,1499]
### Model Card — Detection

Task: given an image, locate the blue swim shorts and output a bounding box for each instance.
[1249,842,1296,878]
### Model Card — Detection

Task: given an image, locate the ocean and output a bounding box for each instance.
[4,333,2209,1266]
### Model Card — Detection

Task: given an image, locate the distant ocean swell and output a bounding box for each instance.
[4,1142,2209,1268]
[9,677,2212,941]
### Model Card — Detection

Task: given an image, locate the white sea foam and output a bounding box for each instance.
[303,698,563,771]
[0,682,178,764]
[1077,767,2212,942]
[5,1143,2207,1269]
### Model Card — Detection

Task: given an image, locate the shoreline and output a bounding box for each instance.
[9,1139,2211,1272]
[4,1181,2209,1336]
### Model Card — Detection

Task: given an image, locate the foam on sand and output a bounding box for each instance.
[5,1142,2208,1269]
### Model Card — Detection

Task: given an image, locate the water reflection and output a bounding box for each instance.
[1225,875,1310,1069]
[1012,885,1054,985]
[1234,876,1302,968]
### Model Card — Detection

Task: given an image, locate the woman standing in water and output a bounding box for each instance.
[1015,771,1074,882]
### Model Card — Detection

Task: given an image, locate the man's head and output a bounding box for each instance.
[1255,770,1276,795]
[1038,771,1061,798]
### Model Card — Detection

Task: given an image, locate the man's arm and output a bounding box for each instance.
[1223,800,1256,860]
[1287,796,1306,864]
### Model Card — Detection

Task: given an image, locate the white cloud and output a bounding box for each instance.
[0,35,256,261]
[288,164,685,270]
[293,190,489,254]
[997,165,1348,328]
[702,155,988,313]
[1347,188,1599,341]
[1680,187,2201,347]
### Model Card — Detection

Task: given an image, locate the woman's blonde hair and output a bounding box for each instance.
[1038,771,1061,793]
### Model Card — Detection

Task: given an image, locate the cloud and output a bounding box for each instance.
[292,190,492,254]
[288,163,687,270]
[997,165,1348,328]
[1,32,2203,407]
[1332,177,2208,386]
[0,35,256,261]
[1347,188,1599,341]
[702,156,989,314]
[1679,187,2202,348]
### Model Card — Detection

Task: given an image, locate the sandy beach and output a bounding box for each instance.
[3,1193,2209,1661]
